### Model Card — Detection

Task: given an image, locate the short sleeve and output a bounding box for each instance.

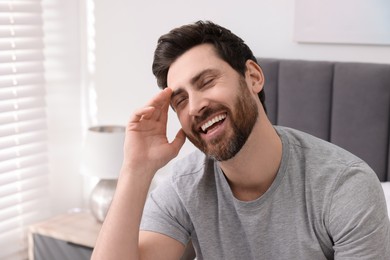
[328,161,390,259]
[140,178,193,245]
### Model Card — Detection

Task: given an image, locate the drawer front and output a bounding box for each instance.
[33,234,93,260]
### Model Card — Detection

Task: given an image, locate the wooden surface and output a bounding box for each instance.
[28,211,102,259]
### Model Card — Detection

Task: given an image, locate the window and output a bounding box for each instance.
[0,1,50,259]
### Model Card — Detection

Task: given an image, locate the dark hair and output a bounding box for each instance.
[152,20,266,109]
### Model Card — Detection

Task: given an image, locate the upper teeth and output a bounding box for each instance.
[201,114,226,132]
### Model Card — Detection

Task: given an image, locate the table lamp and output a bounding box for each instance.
[80,125,125,222]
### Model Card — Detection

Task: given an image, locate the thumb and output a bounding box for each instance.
[170,129,186,156]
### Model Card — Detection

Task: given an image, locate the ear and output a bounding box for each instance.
[245,60,264,94]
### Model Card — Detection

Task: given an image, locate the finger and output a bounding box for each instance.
[150,88,172,122]
[153,97,170,123]
[146,88,172,109]
[129,106,155,123]
[170,129,186,156]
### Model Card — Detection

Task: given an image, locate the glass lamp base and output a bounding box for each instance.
[90,179,117,222]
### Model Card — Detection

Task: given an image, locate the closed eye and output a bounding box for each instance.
[200,77,216,89]
[171,95,188,111]
[203,79,214,87]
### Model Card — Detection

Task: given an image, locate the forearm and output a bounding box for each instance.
[91,166,155,260]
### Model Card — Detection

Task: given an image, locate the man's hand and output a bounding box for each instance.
[92,88,186,260]
[123,87,186,175]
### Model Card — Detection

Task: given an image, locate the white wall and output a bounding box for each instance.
[89,0,390,178]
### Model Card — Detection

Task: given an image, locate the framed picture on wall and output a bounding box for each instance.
[294,0,390,45]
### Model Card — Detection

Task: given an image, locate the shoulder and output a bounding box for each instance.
[171,149,207,178]
[327,161,390,256]
[276,126,366,169]
[276,127,390,256]
[150,149,218,203]
[275,126,384,220]
[165,150,216,198]
[142,151,209,224]
[276,126,379,199]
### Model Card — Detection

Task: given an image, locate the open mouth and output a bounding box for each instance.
[200,113,227,134]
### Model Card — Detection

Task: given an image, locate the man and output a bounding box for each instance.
[92,21,390,259]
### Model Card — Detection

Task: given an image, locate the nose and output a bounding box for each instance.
[188,91,208,116]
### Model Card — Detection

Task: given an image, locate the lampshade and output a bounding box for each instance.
[81,125,125,179]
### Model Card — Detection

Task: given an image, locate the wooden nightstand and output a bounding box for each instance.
[28,211,102,260]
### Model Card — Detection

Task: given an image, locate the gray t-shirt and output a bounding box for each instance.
[140,126,390,259]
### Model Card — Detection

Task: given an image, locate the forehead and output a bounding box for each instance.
[167,44,227,89]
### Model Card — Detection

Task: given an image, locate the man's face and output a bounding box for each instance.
[167,44,259,161]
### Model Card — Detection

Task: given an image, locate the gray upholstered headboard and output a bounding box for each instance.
[258,58,390,182]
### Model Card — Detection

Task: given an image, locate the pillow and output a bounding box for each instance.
[380,182,390,218]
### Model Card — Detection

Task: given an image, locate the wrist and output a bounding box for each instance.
[119,163,156,182]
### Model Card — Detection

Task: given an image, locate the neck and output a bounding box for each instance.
[218,108,282,201]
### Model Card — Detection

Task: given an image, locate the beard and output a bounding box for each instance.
[186,77,259,161]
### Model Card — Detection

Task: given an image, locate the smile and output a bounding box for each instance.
[201,114,227,133]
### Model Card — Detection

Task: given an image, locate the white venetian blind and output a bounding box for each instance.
[0,0,50,259]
